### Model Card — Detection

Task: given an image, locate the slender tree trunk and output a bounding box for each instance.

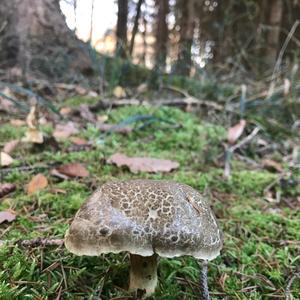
[116,0,128,58]
[129,0,144,56]
[264,0,283,68]
[174,0,196,76]
[0,0,92,79]
[154,0,169,71]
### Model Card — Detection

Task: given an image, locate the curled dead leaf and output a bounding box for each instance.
[0,183,16,199]
[0,152,14,167]
[53,122,79,139]
[262,159,283,173]
[3,139,20,155]
[228,119,246,144]
[0,210,16,224]
[52,163,89,178]
[107,153,179,173]
[113,86,126,98]
[27,174,48,195]
[22,128,44,144]
[70,137,89,145]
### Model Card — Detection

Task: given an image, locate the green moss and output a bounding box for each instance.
[0,105,299,299]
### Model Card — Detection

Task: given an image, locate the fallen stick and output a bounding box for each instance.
[224,127,260,179]
[0,238,64,248]
[91,97,230,113]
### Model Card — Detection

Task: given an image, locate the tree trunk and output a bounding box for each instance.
[129,0,144,56]
[154,0,169,71]
[174,0,196,76]
[116,0,128,58]
[264,0,283,68]
[0,0,93,80]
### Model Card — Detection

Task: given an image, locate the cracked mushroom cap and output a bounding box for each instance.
[65,180,222,260]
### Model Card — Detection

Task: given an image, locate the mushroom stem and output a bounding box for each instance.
[129,254,158,298]
[199,260,210,300]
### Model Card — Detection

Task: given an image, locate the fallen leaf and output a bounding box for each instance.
[69,137,89,145]
[0,210,16,224]
[22,128,44,144]
[107,153,179,173]
[0,183,16,199]
[2,139,20,155]
[113,86,126,98]
[53,122,79,139]
[10,119,26,126]
[97,115,108,123]
[53,163,89,178]
[262,159,283,173]
[22,106,44,144]
[75,85,88,95]
[228,119,246,144]
[27,174,48,195]
[26,106,39,129]
[79,104,96,123]
[59,107,73,115]
[136,83,148,94]
[0,152,14,167]
[97,123,133,134]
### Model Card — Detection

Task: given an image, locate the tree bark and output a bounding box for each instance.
[264,0,283,68]
[154,0,169,71]
[0,0,93,79]
[116,0,128,58]
[174,0,196,76]
[129,0,144,57]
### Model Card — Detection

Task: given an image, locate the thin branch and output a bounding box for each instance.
[0,238,64,248]
[285,271,300,300]
[268,20,300,97]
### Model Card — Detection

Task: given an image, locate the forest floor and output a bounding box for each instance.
[0,93,300,299]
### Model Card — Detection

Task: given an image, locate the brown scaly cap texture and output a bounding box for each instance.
[65,180,222,260]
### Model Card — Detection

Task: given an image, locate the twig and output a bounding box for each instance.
[92,97,230,113]
[0,238,64,248]
[224,127,260,179]
[285,271,300,300]
[268,20,300,98]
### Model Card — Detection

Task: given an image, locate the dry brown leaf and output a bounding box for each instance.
[97,115,108,123]
[79,104,96,123]
[0,183,16,199]
[69,137,89,145]
[59,107,73,115]
[136,83,148,94]
[97,123,132,134]
[26,106,38,129]
[75,85,88,95]
[22,106,44,144]
[27,174,48,195]
[22,128,44,144]
[113,86,126,98]
[3,140,20,155]
[228,119,246,144]
[53,163,89,178]
[107,153,179,174]
[10,119,26,126]
[262,159,283,173]
[0,152,14,167]
[53,122,79,139]
[0,210,16,224]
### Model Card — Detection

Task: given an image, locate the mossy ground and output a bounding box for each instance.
[0,104,299,300]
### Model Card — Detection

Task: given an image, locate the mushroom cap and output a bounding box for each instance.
[65,180,222,260]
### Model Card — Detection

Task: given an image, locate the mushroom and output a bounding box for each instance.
[64,179,222,298]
